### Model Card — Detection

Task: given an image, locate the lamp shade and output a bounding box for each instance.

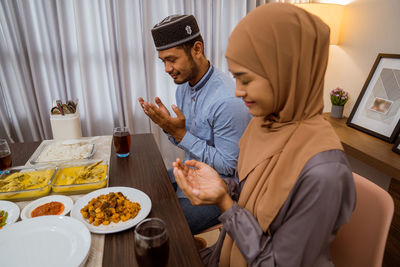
[295,3,345,45]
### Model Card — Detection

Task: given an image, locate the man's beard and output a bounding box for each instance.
[174,54,199,85]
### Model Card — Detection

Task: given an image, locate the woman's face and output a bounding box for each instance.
[227,59,274,117]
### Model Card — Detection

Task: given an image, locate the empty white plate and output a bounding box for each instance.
[21,195,73,220]
[0,216,91,267]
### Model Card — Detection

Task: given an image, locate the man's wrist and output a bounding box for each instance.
[172,128,187,143]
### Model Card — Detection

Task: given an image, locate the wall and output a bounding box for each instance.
[323,0,400,116]
[322,0,400,189]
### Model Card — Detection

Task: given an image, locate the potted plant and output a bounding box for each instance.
[330,87,349,119]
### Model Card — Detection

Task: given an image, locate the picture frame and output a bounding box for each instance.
[393,136,400,155]
[347,53,400,143]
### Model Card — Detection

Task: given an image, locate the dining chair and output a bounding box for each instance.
[194,223,223,250]
[330,172,394,267]
[199,223,223,234]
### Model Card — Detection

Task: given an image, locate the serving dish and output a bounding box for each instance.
[0,165,57,201]
[0,216,91,267]
[51,159,108,195]
[71,187,151,234]
[28,139,96,165]
[0,200,20,228]
[20,195,73,220]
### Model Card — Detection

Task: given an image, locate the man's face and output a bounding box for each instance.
[158,47,198,84]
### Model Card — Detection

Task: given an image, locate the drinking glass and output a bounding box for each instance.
[113,127,131,157]
[0,139,12,171]
[134,218,169,267]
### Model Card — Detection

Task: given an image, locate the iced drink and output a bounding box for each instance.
[113,127,131,157]
[0,139,11,170]
[134,218,169,267]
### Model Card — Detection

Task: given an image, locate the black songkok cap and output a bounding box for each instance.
[151,15,200,51]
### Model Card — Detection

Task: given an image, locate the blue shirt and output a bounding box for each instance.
[168,65,251,197]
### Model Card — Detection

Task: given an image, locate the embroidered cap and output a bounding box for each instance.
[151,15,201,51]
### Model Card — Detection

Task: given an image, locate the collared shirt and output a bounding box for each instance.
[168,65,251,198]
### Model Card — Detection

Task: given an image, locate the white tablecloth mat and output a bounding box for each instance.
[15,135,113,267]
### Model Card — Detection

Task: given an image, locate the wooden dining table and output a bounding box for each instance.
[10,133,204,267]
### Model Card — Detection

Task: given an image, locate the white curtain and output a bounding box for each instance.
[0,0,268,166]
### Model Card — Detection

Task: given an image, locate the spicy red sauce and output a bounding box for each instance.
[31,201,65,218]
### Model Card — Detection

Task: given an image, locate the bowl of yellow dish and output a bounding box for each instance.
[51,159,108,195]
[0,165,57,201]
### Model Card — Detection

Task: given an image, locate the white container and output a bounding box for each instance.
[50,112,82,140]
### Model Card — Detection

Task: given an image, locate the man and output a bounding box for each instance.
[138,14,251,234]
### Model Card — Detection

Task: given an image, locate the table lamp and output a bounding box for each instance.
[295,3,345,45]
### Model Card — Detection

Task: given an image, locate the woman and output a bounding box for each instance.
[173,3,355,267]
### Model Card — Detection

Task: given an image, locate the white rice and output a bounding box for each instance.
[37,141,94,162]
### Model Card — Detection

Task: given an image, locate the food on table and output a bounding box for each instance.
[0,169,54,192]
[36,141,94,162]
[31,201,65,218]
[53,160,106,186]
[0,209,8,229]
[80,192,141,226]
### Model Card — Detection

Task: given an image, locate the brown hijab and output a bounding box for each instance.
[220,3,343,266]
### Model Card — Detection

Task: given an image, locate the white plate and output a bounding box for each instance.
[21,195,74,220]
[0,200,20,228]
[0,216,91,267]
[71,186,151,234]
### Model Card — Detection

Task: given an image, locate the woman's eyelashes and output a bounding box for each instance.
[236,78,251,86]
[230,71,252,86]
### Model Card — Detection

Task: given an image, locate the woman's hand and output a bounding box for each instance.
[173,158,234,212]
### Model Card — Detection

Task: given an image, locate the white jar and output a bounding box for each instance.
[50,112,82,140]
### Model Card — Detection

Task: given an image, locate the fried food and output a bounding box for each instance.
[80,192,141,226]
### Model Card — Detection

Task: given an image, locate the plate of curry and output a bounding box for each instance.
[21,195,73,220]
[71,187,151,234]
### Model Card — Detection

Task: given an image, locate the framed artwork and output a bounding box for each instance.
[393,136,400,155]
[347,54,400,143]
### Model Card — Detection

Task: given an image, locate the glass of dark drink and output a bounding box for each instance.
[0,139,12,171]
[134,218,169,267]
[113,127,131,158]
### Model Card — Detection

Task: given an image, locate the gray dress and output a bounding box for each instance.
[201,150,356,267]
